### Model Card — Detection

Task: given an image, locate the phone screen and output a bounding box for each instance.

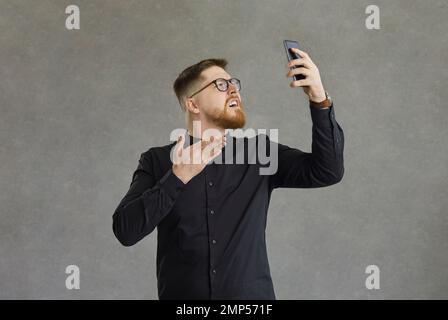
[283,40,305,81]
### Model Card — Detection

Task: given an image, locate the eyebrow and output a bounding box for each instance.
[212,76,231,80]
[200,77,230,88]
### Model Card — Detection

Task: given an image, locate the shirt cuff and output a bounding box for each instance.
[309,103,334,128]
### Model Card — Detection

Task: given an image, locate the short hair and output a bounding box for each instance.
[173,58,228,111]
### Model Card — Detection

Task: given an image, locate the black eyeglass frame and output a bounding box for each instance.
[188,78,241,98]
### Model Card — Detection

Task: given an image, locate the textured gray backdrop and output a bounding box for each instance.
[0,0,447,299]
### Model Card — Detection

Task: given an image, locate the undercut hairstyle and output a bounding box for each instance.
[173,58,228,111]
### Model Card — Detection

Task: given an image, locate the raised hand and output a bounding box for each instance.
[286,48,326,103]
[172,133,227,184]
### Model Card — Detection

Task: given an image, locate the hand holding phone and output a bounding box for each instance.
[283,40,306,81]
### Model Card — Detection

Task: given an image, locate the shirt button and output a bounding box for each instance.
[210,209,215,215]
[208,181,213,187]
[212,269,217,275]
[212,239,217,244]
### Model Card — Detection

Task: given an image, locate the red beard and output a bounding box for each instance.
[208,102,246,129]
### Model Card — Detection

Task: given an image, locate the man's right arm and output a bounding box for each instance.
[112,150,185,247]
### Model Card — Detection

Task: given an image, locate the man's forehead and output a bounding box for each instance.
[202,67,231,81]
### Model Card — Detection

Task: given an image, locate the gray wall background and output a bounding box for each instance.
[0,0,447,299]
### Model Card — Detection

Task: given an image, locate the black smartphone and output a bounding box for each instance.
[283,39,305,81]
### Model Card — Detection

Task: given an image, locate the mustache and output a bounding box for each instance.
[226,96,240,104]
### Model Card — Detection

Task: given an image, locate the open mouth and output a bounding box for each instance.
[227,99,239,108]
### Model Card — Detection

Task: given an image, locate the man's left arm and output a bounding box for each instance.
[269,48,344,189]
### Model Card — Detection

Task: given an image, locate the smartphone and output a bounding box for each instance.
[283,40,305,81]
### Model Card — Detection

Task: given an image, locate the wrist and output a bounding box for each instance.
[309,88,326,103]
[310,96,326,103]
[309,90,332,109]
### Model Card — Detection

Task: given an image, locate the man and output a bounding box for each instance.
[112,48,344,299]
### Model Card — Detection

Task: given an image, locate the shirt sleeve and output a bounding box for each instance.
[269,103,344,189]
[112,150,185,246]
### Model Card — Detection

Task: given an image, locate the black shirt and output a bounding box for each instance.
[112,103,344,300]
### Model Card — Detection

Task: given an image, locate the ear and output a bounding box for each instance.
[185,98,200,114]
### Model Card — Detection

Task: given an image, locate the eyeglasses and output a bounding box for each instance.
[188,78,241,98]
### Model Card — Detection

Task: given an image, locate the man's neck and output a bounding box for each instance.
[187,121,226,140]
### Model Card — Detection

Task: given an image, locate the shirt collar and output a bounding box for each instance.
[185,131,232,146]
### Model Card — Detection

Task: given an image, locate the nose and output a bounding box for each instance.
[227,81,238,95]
